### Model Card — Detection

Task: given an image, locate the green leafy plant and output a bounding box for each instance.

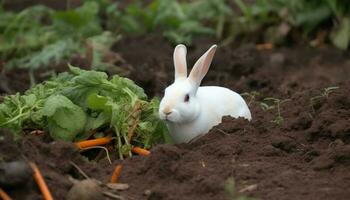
[107,0,232,45]
[241,91,261,106]
[0,2,119,84]
[0,66,169,159]
[231,0,350,49]
[261,97,290,125]
[310,86,339,115]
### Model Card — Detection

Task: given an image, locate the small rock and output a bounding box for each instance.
[66,179,104,200]
[0,160,33,188]
[270,53,285,66]
[144,189,152,196]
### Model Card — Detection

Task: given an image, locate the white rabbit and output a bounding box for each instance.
[159,44,252,143]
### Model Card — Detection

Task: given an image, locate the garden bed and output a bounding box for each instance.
[1,35,350,200]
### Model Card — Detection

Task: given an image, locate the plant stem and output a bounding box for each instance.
[29,69,36,87]
[0,108,27,126]
[114,126,123,160]
[122,131,132,157]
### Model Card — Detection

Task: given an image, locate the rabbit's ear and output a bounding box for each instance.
[173,44,188,80]
[188,45,217,86]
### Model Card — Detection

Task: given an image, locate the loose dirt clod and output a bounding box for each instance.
[0,160,32,188]
[66,179,104,200]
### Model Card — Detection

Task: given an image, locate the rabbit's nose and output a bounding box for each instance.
[164,111,172,115]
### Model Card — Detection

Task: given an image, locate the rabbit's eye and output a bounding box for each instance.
[184,94,190,102]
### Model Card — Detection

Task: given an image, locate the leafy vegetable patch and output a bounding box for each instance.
[0,66,169,159]
[0,1,118,84]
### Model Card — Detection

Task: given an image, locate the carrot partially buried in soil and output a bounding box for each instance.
[131,146,150,156]
[29,162,53,200]
[0,187,12,200]
[75,137,113,149]
[255,43,274,50]
[110,165,122,183]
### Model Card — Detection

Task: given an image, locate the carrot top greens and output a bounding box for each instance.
[0,66,170,158]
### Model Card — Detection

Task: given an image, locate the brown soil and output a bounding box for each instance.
[118,81,350,200]
[1,35,350,200]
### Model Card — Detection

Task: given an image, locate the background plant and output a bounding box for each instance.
[1,0,349,80]
[310,86,339,115]
[260,97,290,125]
[0,1,118,84]
[107,0,232,45]
[230,0,350,49]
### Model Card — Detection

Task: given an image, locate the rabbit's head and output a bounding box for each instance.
[159,44,217,123]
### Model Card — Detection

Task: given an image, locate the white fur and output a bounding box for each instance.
[159,44,252,143]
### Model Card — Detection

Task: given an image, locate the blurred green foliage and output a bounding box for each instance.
[0,0,349,76]
[107,0,232,44]
[0,1,118,80]
[231,0,350,49]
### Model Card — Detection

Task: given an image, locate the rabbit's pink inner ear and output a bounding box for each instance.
[173,44,188,80]
[189,45,217,85]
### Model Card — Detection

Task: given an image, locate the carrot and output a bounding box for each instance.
[75,137,113,149]
[29,162,53,200]
[110,165,122,183]
[255,43,274,50]
[131,146,150,156]
[0,187,12,200]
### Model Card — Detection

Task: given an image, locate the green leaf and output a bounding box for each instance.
[8,39,81,70]
[87,31,121,70]
[1,1,108,72]
[295,6,331,26]
[69,65,108,83]
[234,0,251,18]
[77,112,110,140]
[331,17,350,50]
[87,93,109,110]
[85,112,110,131]
[47,120,76,141]
[110,75,147,100]
[42,95,86,141]
[52,1,101,37]
[22,94,37,107]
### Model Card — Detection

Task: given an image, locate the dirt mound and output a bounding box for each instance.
[117,81,350,200]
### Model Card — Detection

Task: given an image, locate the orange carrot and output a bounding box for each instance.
[29,162,53,200]
[75,137,113,149]
[0,187,12,200]
[110,165,122,183]
[255,43,274,50]
[131,147,150,156]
